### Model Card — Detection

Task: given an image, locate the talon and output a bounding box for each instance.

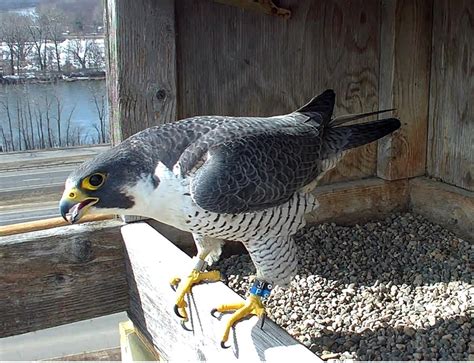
[211,308,219,318]
[174,304,186,319]
[220,273,228,285]
[221,341,230,349]
[181,320,192,331]
[260,313,266,329]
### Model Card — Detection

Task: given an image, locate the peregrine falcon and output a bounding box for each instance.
[59,90,400,347]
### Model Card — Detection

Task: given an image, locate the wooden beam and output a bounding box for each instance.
[427,0,474,191]
[308,177,409,225]
[212,0,291,19]
[122,223,321,361]
[105,0,177,144]
[409,177,474,240]
[377,0,432,180]
[0,220,127,337]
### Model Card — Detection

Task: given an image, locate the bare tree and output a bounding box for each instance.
[38,7,66,73]
[92,93,107,143]
[0,100,15,151]
[64,105,77,146]
[66,38,94,69]
[27,15,47,71]
[88,40,105,69]
[10,14,33,75]
[0,13,17,75]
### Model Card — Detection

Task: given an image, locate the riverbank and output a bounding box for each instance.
[0,70,105,85]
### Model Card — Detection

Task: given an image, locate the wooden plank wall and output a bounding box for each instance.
[428,0,474,191]
[105,0,472,191]
[176,0,381,184]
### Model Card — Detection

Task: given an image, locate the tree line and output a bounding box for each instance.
[0,83,109,152]
[0,5,104,76]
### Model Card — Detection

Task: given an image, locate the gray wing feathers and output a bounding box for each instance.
[191,125,322,214]
[176,116,303,176]
[131,116,226,169]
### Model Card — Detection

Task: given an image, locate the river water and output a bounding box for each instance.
[0,80,108,151]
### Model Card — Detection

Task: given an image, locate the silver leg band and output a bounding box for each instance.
[193,257,208,272]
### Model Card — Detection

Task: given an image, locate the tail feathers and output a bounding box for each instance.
[329,108,396,127]
[296,89,335,125]
[323,118,401,156]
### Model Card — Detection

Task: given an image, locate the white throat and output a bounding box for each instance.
[124,162,192,229]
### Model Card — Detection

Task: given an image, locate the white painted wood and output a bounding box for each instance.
[122,222,321,362]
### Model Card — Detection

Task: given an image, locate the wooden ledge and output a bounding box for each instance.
[308,178,409,225]
[122,222,321,361]
[410,177,473,240]
[0,220,127,337]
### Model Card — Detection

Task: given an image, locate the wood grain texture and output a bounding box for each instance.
[410,177,474,241]
[427,0,474,191]
[105,0,177,144]
[213,0,291,19]
[176,0,381,184]
[123,223,321,362]
[308,177,409,225]
[0,220,127,337]
[377,0,432,180]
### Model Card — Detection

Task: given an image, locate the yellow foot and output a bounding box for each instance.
[211,294,265,348]
[170,269,221,321]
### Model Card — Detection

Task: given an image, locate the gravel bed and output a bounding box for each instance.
[215,212,473,361]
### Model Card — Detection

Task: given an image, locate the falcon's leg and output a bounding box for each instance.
[211,279,272,348]
[170,235,223,321]
[211,235,298,347]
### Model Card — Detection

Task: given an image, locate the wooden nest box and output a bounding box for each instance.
[1,0,472,361]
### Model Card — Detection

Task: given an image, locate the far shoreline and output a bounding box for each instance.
[0,72,106,85]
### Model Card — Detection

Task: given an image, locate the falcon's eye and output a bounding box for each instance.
[82,173,106,190]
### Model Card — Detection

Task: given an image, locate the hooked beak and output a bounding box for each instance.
[59,187,99,224]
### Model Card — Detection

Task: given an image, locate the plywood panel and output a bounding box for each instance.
[377,0,432,180]
[176,0,381,184]
[428,0,474,191]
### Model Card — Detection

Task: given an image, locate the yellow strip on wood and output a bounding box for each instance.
[0,214,114,236]
[120,321,161,362]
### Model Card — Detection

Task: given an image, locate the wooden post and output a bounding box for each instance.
[105,0,177,144]
[377,0,433,180]
[427,0,474,191]
[122,223,321,361]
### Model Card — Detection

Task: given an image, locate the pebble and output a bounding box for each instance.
[216,212,472,360]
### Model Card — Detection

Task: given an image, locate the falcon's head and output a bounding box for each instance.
[59,142,159,223]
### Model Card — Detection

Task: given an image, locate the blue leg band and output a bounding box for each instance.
[249,279,273,299]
